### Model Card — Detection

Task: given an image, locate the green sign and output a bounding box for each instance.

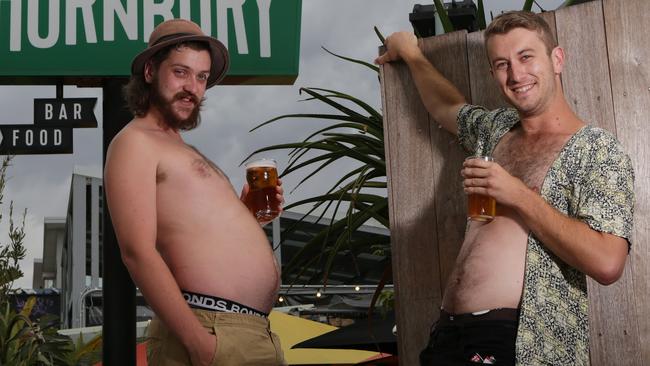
[0,0,302,85]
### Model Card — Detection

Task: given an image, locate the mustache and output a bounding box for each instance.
[173,91,199,104]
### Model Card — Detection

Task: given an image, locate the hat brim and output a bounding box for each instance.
[131,34,230,88]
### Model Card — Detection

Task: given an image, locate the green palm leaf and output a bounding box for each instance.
[321,46,379,73]
[477,0,487,30]
[249,48,390,288]
[523,0,534,11]
[433,0,455,33]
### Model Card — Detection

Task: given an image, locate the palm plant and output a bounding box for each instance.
[249,0,590,289]
[0,297,72,365]
[245,48,389,286]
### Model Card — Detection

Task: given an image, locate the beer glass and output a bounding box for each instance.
[466,156,496,221]
[245,158,280,222]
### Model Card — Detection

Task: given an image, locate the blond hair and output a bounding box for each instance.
[484,10,556,55]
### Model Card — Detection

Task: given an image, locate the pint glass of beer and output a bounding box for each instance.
[466,156,496,221]
[245,158,280,222]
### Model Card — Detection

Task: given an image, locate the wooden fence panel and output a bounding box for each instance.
[422,32,472,289]
[603,0,650,364]
[381,49,443,366]
[556,2,616,132]
[556,2,642,365]
[381,30,471,366]
[466,31,507,109]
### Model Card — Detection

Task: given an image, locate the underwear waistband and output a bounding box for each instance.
[438,308,519,326]
[182,290,268,318]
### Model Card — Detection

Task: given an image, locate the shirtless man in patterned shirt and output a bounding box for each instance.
[376,11,634,365]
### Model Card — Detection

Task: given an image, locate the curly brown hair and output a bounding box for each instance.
[123,41,210,117]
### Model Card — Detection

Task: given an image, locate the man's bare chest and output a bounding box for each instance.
[156,144,235,193]
[492,131,572,191]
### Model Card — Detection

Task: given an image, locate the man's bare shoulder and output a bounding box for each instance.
[109,120,161,152]
[105,119,173,179]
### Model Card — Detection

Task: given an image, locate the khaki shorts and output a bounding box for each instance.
[147,308,286,366]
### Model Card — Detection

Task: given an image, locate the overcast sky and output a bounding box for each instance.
[3,0,565,288]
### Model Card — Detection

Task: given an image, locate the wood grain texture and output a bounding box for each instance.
[603,0,650,363]
[421,31,471,289]
[556,2,616,132]
[381,53,442,366]
[555,2,642,365]
[380,29,473,365]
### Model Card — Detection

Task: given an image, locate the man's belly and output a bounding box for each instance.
[158,224,280,314]
[442,210,529,314]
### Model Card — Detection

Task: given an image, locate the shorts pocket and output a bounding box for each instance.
[146,319,166,364]
[210,326,221,366]
[270,330,287,365]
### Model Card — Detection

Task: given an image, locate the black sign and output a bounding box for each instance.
[0,125,72,154]
[33,98,97,127]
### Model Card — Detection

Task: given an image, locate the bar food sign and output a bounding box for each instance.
[0,0,302,84]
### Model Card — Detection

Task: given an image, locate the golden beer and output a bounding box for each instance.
[466,156,496,221]
[468,193,496,221]
[245,159,280,222]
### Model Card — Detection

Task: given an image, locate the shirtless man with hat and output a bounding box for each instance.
[105,19,286,365]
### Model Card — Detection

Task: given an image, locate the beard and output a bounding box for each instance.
[150,76,204,131]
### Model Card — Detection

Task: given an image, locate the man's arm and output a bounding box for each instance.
[104,130,216,365]
[462,158,628,285]
[375,31,467,135]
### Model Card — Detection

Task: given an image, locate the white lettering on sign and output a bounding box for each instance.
[8,0,273,57]
[143,0,174,41]
[9,129,64,147]
[66,0,98,45]
[55,129,62,145]
[199,0,212,35]
[74,103,82,119]
[25,130,33,146]
[9,0,21,51]
[257,0,271,57]
[42,103,84,121]
[27,0,60,49]
[218,0,248,54]
[45,104,53,120]
[58,105,68,120]
[104,0,138,41]
[179,0,192,20]
[40,130,48,145]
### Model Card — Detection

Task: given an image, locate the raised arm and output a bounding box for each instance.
[375,31,467,135]
[104,129,215,365]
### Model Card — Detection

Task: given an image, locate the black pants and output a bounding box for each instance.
[419,309,518,365]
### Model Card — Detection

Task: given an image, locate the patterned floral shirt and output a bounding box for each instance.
[457,104,635,365]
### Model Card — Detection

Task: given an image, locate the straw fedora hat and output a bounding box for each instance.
[131,19,229,88]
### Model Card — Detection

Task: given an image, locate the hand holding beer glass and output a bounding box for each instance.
[465,156,496,221]
[245,158,281,223]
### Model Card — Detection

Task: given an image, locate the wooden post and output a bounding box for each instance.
[102,78,137,365]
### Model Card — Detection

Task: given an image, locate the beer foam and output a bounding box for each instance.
[245,159,276,169]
